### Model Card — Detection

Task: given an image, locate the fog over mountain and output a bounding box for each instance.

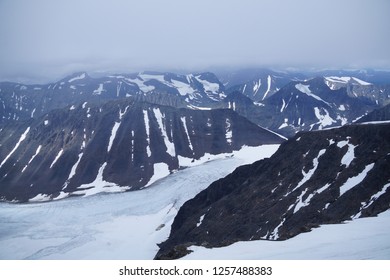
[0,0,389,83]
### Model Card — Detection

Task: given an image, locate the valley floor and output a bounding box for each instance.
[0,145,278,260]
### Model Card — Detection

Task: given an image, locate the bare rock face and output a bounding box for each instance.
[0,98,284,202]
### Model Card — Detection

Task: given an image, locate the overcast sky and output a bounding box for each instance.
[0,0,389,83]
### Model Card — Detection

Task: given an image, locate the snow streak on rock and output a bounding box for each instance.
[0,127,30,169]
[143,110,152,157]
[153,108,175,157]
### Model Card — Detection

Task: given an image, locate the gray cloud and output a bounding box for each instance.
[1,0,389,83]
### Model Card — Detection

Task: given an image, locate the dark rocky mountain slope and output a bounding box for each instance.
[0,98,283,202]
[155,120,390,259]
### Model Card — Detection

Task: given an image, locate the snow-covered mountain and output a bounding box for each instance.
[156,109,390,259]
[220,68,305,102]
[0,98,284,202]
[0,71,226,125]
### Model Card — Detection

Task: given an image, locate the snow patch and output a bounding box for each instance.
[225,118,232,144]
[50,149,63,168]
[295,84,330,106]
[145,163,170,188]
[0,127,30,169]
[92,84,104,95]
[143,110,151,157]
[68,73,86,83]
[262,75,271,100]
[289,149,327,194]
[337,139,356,168]
[339,163,375,196]
[197,214,205,227]
[28,194,51,203]
[73,163,130,196]
[153,108,175,157]
[107,122,121,153]
[181,116,193,152]
[22,145,42,173]
[314,107,336,129]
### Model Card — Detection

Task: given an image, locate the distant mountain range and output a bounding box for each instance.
[2,69,389,138]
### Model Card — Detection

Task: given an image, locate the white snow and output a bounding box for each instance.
[44,120,49,126]
[337,139,356,168]
[314,107,336,129]
[262,75,271,100]
[253,79,261,95]
[28,194,51,203]
[278,118,289,129]
[295,84,331,106]
[124,77,155,92]
[144,162,171,188]
[197,214,206,227]
[116,81,122,97]
[171,79,196,97]
[269,218,285,240]
[30,108,36,118]
[22,145,42,173]
[66,153,83,182]
[50,149,63,168]
[289,149,327,194]
[69,105,75,110]
[107,122,121,153]
[143,110,152,157]
[82,102,87,109]
[338,104,346,111]
[280,99,286,112]
[68,73,86,83]
[186,104,212,110]
[355,183,390,218]
[325,76,371,86]
[225,118,232,144]
[184,210,390,260]
[92,84,104,95]
[357,120,390,125]
[195,76,220,92]
[73,163,130,197]
[181,116,193,152]
[0,127,30,169]
[0,144,281,260]
[339,163,375,196]
[152,108,175,157]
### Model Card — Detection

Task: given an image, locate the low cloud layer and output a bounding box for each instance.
[1,0,389,82]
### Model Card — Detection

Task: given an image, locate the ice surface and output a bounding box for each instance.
[0,145,279,260]
[184,210,390,260]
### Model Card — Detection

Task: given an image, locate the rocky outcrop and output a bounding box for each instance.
[155,122,390,259]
